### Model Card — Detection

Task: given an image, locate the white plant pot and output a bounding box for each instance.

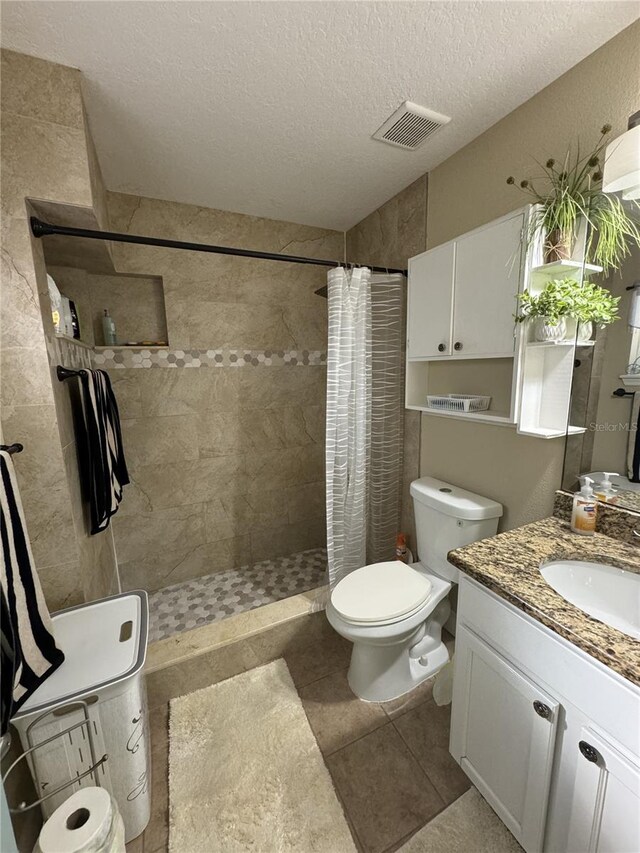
[534,317,567,342]
[577,320,594,343]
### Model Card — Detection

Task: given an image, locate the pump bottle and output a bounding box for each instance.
[570,476,597,536]
[594,472,619,504]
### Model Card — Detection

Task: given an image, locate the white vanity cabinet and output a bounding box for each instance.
[566,727,640,853]
[407,210,524,361]
[451,625,559,853]
[451,576,640,853]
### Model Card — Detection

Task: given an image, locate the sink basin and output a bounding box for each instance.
[540,560,640,640]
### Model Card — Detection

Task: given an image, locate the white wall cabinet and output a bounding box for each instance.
[406,205,603,437]
[451,576,640,853]
[451,625,558,853]
[452,213,523,358]
[407,211,523,361]
[407,242,455,358]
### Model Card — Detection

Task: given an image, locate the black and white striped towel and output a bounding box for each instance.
[76,369,129,534]
[0,451,64,734]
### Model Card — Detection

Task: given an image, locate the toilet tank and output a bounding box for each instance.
[410,477,503,582]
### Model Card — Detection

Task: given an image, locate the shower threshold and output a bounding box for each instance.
[148,547,327,643]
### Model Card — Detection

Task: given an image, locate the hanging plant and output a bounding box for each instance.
[506,124,640,274]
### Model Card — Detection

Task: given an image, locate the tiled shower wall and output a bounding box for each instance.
[0,49,118,612]
[346,175,428,553]
[94,192,344,594]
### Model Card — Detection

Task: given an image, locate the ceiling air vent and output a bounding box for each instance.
[373,101,451,150]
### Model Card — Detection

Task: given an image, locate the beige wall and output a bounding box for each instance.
[347,176,428,552]
[1,49,118,609]
[88,192,343,593]
[421,21,640,529]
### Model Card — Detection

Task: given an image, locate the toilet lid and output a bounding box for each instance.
[332,562,432,624]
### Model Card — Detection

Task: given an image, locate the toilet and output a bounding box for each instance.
[327,476,503,702]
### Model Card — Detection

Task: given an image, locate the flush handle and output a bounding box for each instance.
[438,342,447,352]
[579,741,601,764]
[533,700,552,719]
[454,341,463,351]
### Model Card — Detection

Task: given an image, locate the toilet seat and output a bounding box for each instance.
[331,562,433,626]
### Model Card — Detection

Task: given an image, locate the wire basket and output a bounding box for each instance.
[426,394,491,413]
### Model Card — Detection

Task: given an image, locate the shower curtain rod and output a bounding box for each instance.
[29,217,408,276]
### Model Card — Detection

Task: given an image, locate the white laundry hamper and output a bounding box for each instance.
[11,592,150,844]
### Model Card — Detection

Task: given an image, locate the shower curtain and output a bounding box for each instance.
[325,267,405,588]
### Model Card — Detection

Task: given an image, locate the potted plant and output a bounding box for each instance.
[515,278,575,341]
[569,279,621,341]
[506,124,640,273]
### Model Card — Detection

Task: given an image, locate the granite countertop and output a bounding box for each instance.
[448,516,640,686]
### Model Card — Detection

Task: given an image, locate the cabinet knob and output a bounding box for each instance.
[438,343,446,352]
[579,741,601,764]
[533,700,552,719]
[454,341,463,351]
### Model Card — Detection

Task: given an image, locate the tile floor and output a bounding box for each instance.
[129,624,465,853]
[148,548,328,642]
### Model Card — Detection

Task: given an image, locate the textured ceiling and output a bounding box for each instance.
[2,2,638,230]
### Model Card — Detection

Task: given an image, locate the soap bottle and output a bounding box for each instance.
[570,476,597,536]
[594,472,619,504]
[102,309,117,345]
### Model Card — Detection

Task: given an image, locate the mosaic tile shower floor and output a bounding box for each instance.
[148,547,328,643]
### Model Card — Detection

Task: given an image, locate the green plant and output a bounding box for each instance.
[515,278,576,325]
[515,277,621,328]
[570,279,621,326]
[506,124,640,274]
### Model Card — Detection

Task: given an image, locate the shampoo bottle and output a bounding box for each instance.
[102,309,117,345]
[570,476,597,536]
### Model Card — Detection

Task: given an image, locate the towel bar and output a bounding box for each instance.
[0,443,23,455]
[57,365,84,381]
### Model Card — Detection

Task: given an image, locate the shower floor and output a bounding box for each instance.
[148,547,327,643]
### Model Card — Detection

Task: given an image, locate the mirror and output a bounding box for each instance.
[562,243,640,513]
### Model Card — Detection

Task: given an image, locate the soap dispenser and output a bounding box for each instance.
[571,476,597,536]
[594,472,619,504]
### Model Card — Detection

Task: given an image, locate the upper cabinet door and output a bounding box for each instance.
[452,213,524,357]
[407,242,455,359]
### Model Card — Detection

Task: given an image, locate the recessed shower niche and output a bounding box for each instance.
[46,265,168,348]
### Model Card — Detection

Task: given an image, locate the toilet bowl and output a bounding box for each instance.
[328,476,503,702]
[327,561,452,702]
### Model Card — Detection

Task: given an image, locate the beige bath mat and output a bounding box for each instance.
[400,787,522,852]
[169,659,356,852]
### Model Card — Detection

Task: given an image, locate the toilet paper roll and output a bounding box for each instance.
[34,787,125,853]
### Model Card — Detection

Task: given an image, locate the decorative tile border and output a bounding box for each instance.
[92,347,327,369]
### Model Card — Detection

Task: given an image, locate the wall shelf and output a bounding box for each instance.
[525,340,595,348]
[93,345,170,351]
[518,424,587,440]
[54,333,93,350]
[406,404,515,426]
[530,259,603,279]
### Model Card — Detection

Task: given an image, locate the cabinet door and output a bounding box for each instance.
[452,212,524,357]
[407,242,455,358]
[567,727,640,853]
[450,625,559,853]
